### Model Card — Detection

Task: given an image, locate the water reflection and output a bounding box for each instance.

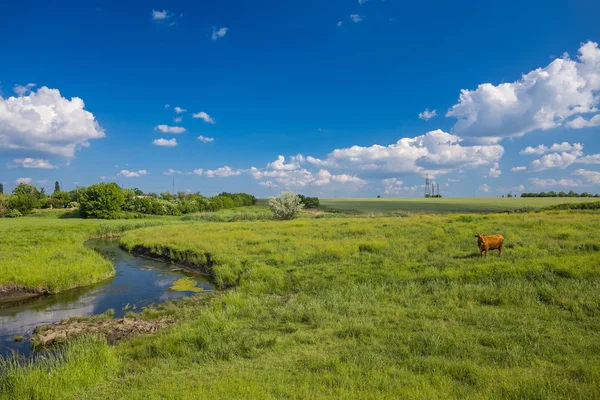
[0,240,213,358]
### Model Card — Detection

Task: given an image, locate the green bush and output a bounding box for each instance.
[268,192,304,220]
[298,194,320,209]
[5,209,23,218]
[79,183,125,219]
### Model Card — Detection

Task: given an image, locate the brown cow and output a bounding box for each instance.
[475,234,504,258]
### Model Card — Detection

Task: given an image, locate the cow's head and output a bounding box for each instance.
[475,233,486,245]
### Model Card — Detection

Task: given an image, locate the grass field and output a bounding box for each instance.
[320,197,600,214]
[0,212,176,294]
[2,209,599,399]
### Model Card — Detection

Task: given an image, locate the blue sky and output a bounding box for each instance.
[1,0,600,197]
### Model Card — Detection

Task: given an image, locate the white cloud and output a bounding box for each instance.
[212,27,229,40]
[118,169,147,178]
[13,83,36,96]
[350,14,363,23]
[100,176,116,181]
[197,135,214,143]
[566,114,600,129]
[204,166,241,178]
[164,104,171,109]
[337,21,343,27]
[268,155,300,171]
[578,154,600,164]
[572,169,600,184]
[478,184,491,193]
[16,177,32,184]
[163,168,182,176]
[192,111,215,124]
[9,158,57,169]
[520,142,583,155]
[529,152,581,171]
[447,41,600,140]
[174,106,186,114]
[308,129,503,176]
[448,178,460,182]
[153,138,177,147]
[358,0,369,4]
[259,181,277,187]
[382,178,417,195]
[418,108,437,120]
[0,86,105,158]
[152,9,170,21]
[487,162,501,178]
[173,116,183,123]
[529,177,580,188]
[511,166,527,172]
[193,169,203,176]
[155,125,186,134]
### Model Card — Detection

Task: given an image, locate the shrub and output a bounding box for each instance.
[5,209,23,218]
[268,192,304,220]
[79,183,125,219]
[68,202,80,209]
[298,194,320,209]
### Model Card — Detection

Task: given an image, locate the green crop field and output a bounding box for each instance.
[320,197,600,214]
[2,208,600,399]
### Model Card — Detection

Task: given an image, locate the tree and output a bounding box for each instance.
[268,192,304,220]
[54,181,60,193]
[9,183,43,214]
[79,182,125,219]
[377,195,381,198]
[0,183,3,195]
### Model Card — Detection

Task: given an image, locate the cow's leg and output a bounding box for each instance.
[485,249,488,258]
[499,245,503,257]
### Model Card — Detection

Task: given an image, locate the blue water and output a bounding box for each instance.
[0,240,213,358]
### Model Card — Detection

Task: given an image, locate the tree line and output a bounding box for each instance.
[520,191,600,198]
[0,181,256,219]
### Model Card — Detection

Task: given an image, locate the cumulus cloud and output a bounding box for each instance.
[155,125,186,134]
[529,177,580,188]
[305,129,503,177]
[447,41,600,139]
[520,142,583,155]
[567,114,600,129]
[153,138,177,147]
[336,21,343,27]
[193,169,203,176]
[572,169,600,184]
[212,27,229,40]
[478,184,491,192]
[418,108,437,120]
[173,116,183,123]
[204,166,241,178]
[197,135,214,143]
[118,170,147,178]
[511,166,527,172]
[381,178,417,194]
[174,106,186,114]
[487,162,501,178]
[0,86,105,158]
[259,180,277,187]
[152,9,170,21]
[350,14,363,23]
[9,158,57,169]
[16,177,32,184]
[13,83,36,96]
[192,111,215,124]
[163,168,182,176]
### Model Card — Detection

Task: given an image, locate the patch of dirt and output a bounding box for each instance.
[303,209,325,216]
[32,317,168,347]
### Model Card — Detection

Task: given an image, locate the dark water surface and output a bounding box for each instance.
[0,240,213,358]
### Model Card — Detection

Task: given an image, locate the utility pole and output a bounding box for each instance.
[172,178,175,196]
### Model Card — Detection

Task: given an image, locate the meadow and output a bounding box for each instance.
[320,197,600,214]
[1,208,600,399]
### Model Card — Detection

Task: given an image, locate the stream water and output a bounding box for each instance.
[0,240,213,358]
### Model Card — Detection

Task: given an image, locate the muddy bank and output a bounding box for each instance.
[0,285,43,303]
[32,315,169,347]
[124,244,215,278]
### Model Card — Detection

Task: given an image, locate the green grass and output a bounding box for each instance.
[2,210,599,398]
[320,197,600,214]
[0,215,178,294]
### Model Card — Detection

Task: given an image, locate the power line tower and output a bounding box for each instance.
[437,183,440,197]
[424,174,431,197]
